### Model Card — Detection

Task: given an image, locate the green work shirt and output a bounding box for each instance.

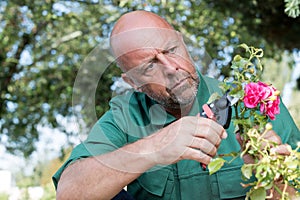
[53,74,300,200]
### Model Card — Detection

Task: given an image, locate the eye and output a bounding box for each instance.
[146,62,154,70]
[143,60,157,74]
[167,46,177,54]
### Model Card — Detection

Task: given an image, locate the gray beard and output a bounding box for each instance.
[146,76,199,110]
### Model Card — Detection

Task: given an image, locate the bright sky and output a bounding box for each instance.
[282,51,300,105]
[0,124,81,175]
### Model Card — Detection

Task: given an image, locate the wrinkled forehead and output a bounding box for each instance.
[110,28,181,58]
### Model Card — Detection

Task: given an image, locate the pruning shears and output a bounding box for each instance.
[200,91,239,129]
[199,91,239,170]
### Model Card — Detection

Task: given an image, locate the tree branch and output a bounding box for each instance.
[0,33,32,117]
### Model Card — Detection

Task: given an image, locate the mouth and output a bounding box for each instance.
[169,77,189,91]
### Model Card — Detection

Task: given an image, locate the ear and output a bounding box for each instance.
[121,73,141,91]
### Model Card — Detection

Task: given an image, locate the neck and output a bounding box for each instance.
[165,100,195,119]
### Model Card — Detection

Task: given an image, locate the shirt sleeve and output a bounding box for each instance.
[52,106,128,189]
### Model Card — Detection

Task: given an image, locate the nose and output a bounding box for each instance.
[156,53,178,74]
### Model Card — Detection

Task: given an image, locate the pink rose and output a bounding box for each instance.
[243,82,280,120]
[243,82,269,108]
[259,85,280,120]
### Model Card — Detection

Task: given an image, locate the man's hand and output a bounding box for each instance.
[235,129,290,164]
[236,128,297,199]
[143,116,227,166]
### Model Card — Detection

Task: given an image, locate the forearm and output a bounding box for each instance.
[56,116,225,199]
[56,138,156,200]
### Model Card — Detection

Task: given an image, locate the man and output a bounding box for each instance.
[53,11,300,199]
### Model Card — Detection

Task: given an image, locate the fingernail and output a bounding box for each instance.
[222,131,228,139]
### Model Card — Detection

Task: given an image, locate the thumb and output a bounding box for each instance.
[235,132,243,147]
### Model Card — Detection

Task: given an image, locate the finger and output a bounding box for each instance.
[235,132,243,147]
[263,130,282,145]
[242,154,255,164]
[194,128,222,148]
[198,117,225,137]
[197,115,228,139]
[184,148,212,165]
[221,130,228,139]
[189,137,217,157]
[270,144,291,156]
[260,130,282,149]
[195,118,227,142]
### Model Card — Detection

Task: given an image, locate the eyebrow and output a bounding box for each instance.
[145,39,180,61]
[134,39,181,70]
[164,40,180,50]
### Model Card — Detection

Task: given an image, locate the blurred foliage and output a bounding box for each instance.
[285,0,300,18]
[41,182,56,200]
[0,193,9,200]
[210,0,300,51]
[15,148,71,187]
[0,0,299,157]
[14,148,71,199]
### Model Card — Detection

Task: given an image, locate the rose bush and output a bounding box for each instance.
[208,44,300,200]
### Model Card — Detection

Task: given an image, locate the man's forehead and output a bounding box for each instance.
[110,28,180,58]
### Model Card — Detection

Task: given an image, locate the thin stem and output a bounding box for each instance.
[273,184,283,197]
[281,181,288,200]
[234,104,244,133]
[227,152,241,164]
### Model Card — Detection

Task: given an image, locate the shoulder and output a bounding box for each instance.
[101,90,153,132]
[201,75,222,94]
[109,90,148,108]
[202,75,221,86]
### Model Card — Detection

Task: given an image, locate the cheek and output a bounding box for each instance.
[134,74,166,89]
[141,84,169,95]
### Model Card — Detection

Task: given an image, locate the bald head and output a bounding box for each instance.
[111,11,173,36]
[108,11,198,110]
[110,11,178,70]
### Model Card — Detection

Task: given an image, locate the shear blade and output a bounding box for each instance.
[227,95,239,106]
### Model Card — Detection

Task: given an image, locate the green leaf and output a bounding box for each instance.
[119,0,129,7]
[233,55,242,62]
[208,158,226,175]
[285,160,298,170]
[239,43,250,53]
[254,48,263,58]
[207,92,221,104]
[241,164,253,179]
[249,187,266,200]
[219,82,231,92]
